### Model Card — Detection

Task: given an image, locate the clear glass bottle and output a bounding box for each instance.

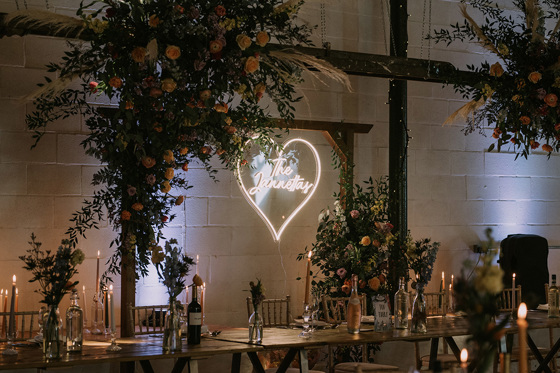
[394,277,409,329]
[66,288,83,352]
[346,274,362,334]
[549,274,559,318]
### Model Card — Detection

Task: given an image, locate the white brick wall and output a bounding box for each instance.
[1,2,560,371]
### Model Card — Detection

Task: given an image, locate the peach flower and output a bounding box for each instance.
[163,150,174,163]
[209,40,223,54]
[161,181,171,193]
[148,14,160,27]
[165,45,181,60]
[255,31,270,47]
[175,196,184,206]
[132,202,143,211]
[236,34,252,50]
[131,47,146,63]
[179,147,189,155]
[165,168,174,180]
[528,71,542,83]
[520,116,531,125]
[214,102,229,113]
[121,210,131,221]
[360,236,371,246]
[215,5,226,16]
[489,62,504,77]
[141,156,156,168]
[161,78,177,93]
[543,144,554,152]
[545,93,558,107]
[199,89,212,101]
[244,56,259,74]
[109,76,123,88]
[368,277,381,291]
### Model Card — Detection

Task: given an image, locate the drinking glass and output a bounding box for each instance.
[298,303,312,338]
[34,305,47,342]
[309,295,320,333]
[3,331,18,355]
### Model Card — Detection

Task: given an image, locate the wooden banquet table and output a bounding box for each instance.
[1,312,559,373]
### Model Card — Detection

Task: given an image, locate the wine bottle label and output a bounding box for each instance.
[349,298,360,305]
[189,312,202,325]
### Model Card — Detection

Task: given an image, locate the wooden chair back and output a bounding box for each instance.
[246,295,292,327]
[498,286,522,312]
[0,311,40,341]
[321,295,367,324]
[128,304,170,336]
[409,291,447,317]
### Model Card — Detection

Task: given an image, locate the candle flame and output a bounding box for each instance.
[12,275,16,284]
[97,250,100,257]
[109,284,113,291]
[518,302,527,319]
[308,251,312,259]
[460,348,468,363]
[442,271,445,279]
[513,273,516,279]
[16,288,18,295]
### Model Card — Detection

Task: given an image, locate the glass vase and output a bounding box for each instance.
[411,287,427,333]
[248,303,263,343]
[43,305,63,359]
[163,299,182,352]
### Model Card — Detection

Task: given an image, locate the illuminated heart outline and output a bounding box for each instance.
[236,138,321,242]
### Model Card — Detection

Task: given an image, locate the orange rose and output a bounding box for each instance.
[153,122,163,132]
[528,71,542,83]
[255,31,270,47]
[368,277,381,291]
[141,156,156,168]
[109,76,123,88]
[520,116,531,125]
[121,210,131,221]
[492,127,502,139]
[165,167,174,180]
[163,149,174,163]
[125,101,134,110]
[214,102,228,113]
[209,40,223,54]
[225,125,236,134]
[543,144,554,152]
[199,89,212,101]
[372,239,381,247]
[359,280,367,289]
[236,34,252,50]
[161,78,177,93]
[244,56,259,74]
[182,162,189,171]
[530,140,540,149]
[254,82,266,100]
[216,149,225,156]
[132,202,143,211]
[161,181,171,193]
[149,87,163,97]
[360,236,371,246]
[148,14,160,27]
[379,274,386,284]
[215,5,226,16]
[179,147,189,155]
[165,45,181,60]
[200,146,212,155]
[131,47,146,63]
[545,93,558,107]
[175,195,184,206]
[489,62,504,77]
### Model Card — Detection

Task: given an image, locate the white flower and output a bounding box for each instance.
[474,265,504,295]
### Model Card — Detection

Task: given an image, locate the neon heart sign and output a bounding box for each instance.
[236,138,321,241]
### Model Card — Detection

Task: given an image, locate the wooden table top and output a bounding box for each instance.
[0,336,262,370]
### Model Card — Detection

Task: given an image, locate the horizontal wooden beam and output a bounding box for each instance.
[0,12,475,83]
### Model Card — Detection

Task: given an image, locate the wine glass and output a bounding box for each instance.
[298,303,312,338]
[34,305,47,342]
[309,295,320,333]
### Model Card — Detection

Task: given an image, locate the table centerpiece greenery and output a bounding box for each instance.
[6,0,349,278]
[432,0,560,158]
[19,233,85,358]
[454,228,507,373]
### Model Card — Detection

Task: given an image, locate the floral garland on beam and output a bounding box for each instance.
[8,0,348,276]
[433,0,560,158]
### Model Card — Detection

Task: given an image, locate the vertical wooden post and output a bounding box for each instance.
[323,129,355,205]
[120,224,136,373]
[388,0,409,298]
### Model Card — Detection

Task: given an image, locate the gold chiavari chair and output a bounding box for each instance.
[0,310,40,341]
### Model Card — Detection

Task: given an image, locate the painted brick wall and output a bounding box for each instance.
[1,2,559,370]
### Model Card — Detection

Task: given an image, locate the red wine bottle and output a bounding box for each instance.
[187,285,202,345]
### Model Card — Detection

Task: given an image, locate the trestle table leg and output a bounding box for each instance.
[247,351,266,373]
[139,360,155,373]
[231,353,241,373]
[535,334,560,373]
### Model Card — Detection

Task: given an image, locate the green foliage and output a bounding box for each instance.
[19,234,85,306]
[26,0,312,276]
[432,0,560,158]
[152,239,195,301]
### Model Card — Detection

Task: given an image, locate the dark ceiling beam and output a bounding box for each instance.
[0,12,473,83]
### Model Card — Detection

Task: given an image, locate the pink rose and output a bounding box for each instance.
[350,210,359,218]
[337,268,347,279]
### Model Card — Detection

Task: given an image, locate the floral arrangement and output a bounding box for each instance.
[453,228,507,373]
[302,177,397,298]
[19,233,85,306]
[432,0,560,158]
[4,0,348,276]
[151,238,194,302]
[248,278,266,308]
[405,238,440,289]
